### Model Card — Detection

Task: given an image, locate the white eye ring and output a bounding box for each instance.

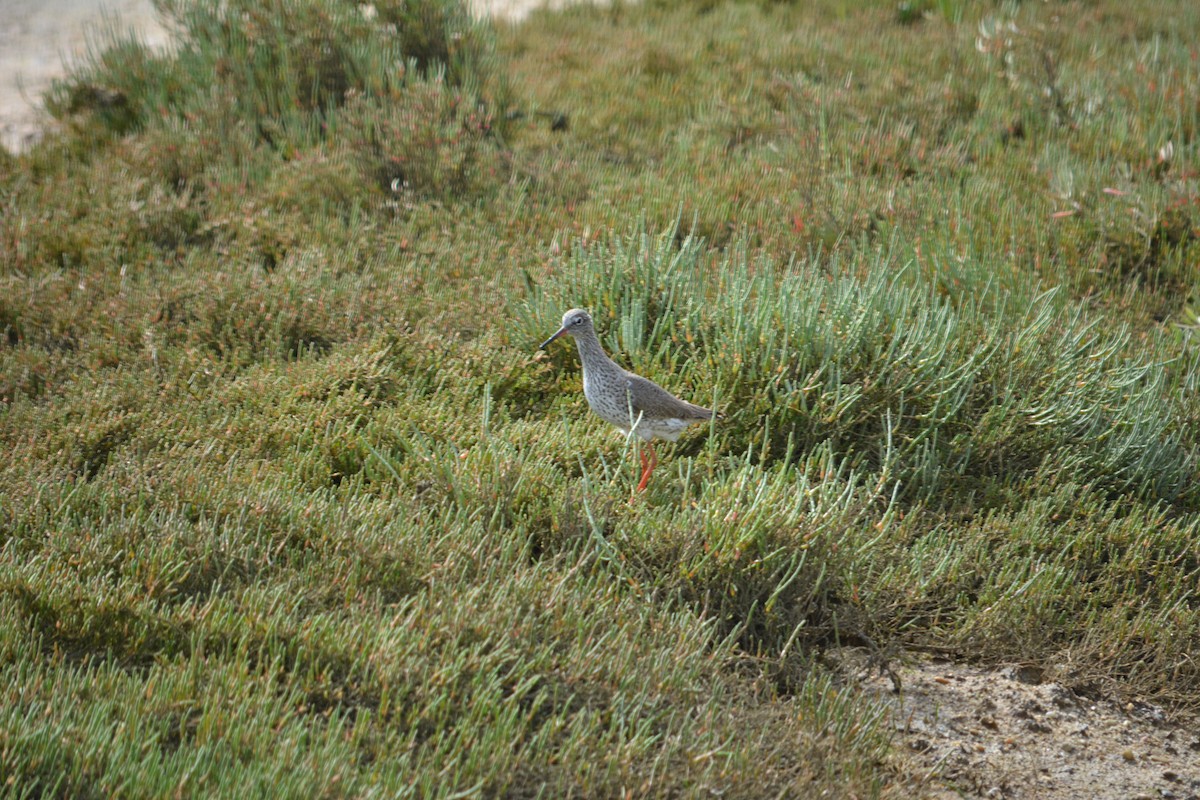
[573,317,583,325]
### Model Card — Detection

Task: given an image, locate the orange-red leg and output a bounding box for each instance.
[635,443,658,492]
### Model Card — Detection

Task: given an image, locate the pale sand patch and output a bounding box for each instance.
[1,0,169,152]
[840,648,1200,799]
[0,0,580,153]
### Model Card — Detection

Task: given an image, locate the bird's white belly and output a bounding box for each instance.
[639,417,692,442]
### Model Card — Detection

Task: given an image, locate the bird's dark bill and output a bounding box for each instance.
[539,326,568,350]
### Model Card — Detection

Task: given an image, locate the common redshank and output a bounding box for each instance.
[540,308,718,492]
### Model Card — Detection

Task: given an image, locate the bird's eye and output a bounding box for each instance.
[573,317,583,325]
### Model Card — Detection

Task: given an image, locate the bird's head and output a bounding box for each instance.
[539,308,594,349]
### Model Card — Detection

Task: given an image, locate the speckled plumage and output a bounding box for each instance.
[540,308,717,492]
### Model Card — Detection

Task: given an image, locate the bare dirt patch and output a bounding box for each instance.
[842,650,1200,799]
[0,0,169,153]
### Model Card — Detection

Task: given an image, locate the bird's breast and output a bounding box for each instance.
[582,368,633,430]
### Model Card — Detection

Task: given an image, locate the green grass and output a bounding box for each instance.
[2,0,1199,795]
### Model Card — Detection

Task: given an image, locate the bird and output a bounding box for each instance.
[540,308,718,492]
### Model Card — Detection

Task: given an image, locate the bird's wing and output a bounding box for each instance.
[623,373,712,421]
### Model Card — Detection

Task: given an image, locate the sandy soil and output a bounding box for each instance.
[1,0,168,152]
[841,649,1200,799]
[0,0,575,153]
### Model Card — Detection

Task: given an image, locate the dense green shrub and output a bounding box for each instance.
[48,0,505,148]
[342,81,508,200]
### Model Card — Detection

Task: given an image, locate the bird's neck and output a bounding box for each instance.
[574,331,618,372]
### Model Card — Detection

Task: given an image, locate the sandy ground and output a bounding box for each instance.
[1,0,167,152]
[0,0,572,153]
[840,649,1200,799]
